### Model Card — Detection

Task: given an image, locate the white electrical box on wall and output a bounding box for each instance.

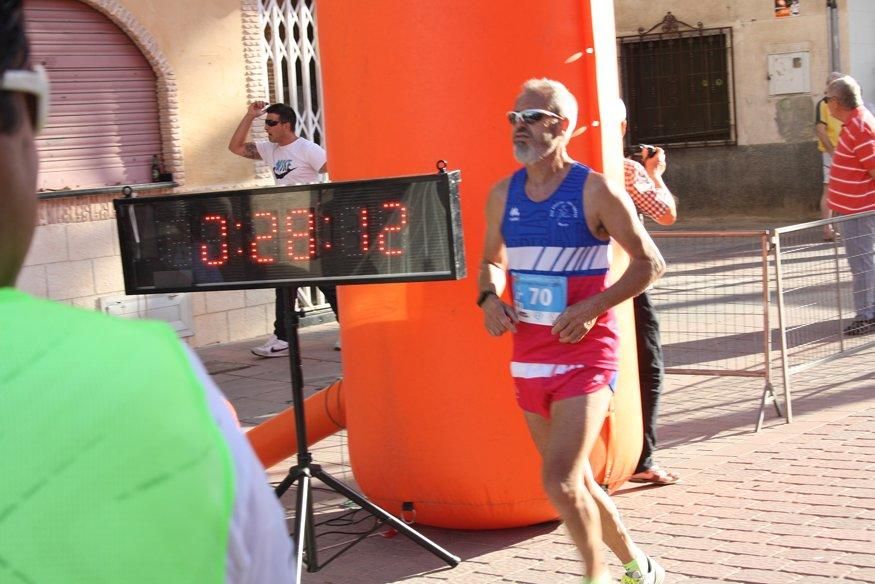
[99,293,194,338]
[768,51,811,95]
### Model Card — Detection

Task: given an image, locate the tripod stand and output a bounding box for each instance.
[272,287,460,580]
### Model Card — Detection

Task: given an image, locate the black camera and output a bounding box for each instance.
[626,144,657,163]
[639,144,656,159]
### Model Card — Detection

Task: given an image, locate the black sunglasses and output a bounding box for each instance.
[264,119,283,127]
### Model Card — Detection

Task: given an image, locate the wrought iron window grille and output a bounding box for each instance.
[619,12,737,150]
[258,0,325,146]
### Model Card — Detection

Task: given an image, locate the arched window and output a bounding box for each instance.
[24,0,162,192]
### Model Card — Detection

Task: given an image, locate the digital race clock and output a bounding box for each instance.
[114,170,465,294]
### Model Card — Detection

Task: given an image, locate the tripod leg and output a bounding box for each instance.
[291,469,312,581]
[275,466,301,498]
[314,468,460,567]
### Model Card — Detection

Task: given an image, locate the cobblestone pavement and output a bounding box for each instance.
[198,321,874,584]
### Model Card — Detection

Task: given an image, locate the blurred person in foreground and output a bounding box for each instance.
[0,2,294,580]
[824,75,875,336]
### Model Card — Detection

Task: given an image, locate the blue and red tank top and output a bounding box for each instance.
[501,162,619,377]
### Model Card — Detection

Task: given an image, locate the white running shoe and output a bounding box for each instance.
[621,557,665,584]
[251,334,289,358]
[333,337,341,351]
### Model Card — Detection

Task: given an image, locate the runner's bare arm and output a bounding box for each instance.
[552,172,664,342]
[479,179,518,336]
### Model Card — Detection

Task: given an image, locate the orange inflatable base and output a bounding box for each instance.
[246,380,346,469]
[245,377,630,529]
[243,1,640,531]
[315,0,644,531]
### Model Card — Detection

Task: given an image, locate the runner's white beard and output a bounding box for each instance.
[513,136,561,165]
[513,143,540,165]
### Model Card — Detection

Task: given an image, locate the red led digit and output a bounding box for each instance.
[250,211,278,264]
[200,214,229,266]
[286,209,316,260]
[377,201,407,256]
[359,208,369,252]
[323,215,332,250]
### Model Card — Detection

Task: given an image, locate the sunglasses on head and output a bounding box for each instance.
[264,119,283,127]
[1,64,49,133]
[506,109,563,125]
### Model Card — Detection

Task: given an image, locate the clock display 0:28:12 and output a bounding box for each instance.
[197,200,409,267]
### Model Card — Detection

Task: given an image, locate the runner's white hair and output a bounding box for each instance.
[520,78,578,141]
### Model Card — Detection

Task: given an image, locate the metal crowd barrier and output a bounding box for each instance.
[650,212,874,432]
[649,231,781,431]
[772,211,875,423]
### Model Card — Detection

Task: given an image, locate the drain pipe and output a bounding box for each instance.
[826,0,840,72]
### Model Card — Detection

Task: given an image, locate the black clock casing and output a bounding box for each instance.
[113,170,465,294]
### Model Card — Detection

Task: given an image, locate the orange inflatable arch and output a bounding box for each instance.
[249,0,642,530]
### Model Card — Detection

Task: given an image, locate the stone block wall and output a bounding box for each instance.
[18,195,276,347]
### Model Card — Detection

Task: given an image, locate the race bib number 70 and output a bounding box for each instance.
[512,273,567,326]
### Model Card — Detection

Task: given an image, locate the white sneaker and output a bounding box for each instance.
[621,557,665,584]
[333,337,341,351]
[251,334,289,358]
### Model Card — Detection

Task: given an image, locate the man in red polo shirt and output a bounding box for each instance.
[825,75,875,335]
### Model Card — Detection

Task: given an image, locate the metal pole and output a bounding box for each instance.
[831,228,846,352]
[756,232,782,431]
[772,232,793,423]
[761,233,772,385]
[827,0,841,73]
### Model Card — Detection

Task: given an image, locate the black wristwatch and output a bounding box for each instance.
[476,290,497,307]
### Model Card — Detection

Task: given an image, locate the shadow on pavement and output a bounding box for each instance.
[657,369,874,452]
[283,507,562,584]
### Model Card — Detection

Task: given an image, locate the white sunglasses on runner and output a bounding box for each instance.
[1,64,49,133]
[506,108,563,125]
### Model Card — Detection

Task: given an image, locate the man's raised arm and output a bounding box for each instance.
[229,101,266,160]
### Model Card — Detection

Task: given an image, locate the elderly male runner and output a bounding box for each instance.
[478,78,666,584]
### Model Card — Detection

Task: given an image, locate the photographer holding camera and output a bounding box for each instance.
[619,100,679,486]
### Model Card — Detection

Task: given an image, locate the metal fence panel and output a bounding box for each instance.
[650,231,780,430]
[650,215,874,431]
[772,212,875,409]
[651,231,771,376]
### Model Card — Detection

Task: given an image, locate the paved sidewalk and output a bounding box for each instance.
[197,322,874,584]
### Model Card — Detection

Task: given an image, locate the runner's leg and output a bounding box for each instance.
[583,462,638,564]
[523,387,611,580]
